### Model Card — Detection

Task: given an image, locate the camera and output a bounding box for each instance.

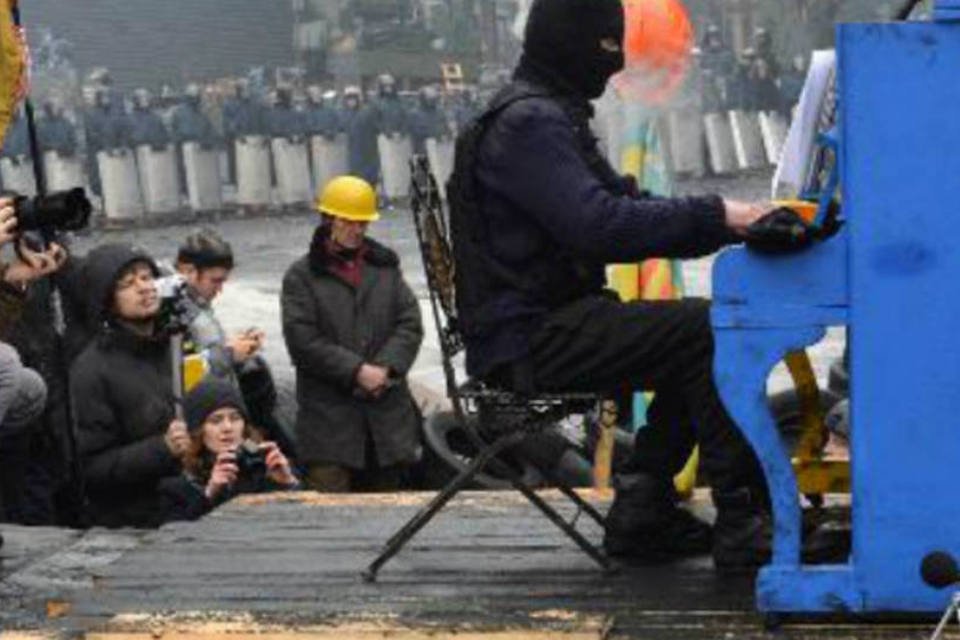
[154,273,189,301]
[15,188,92,234]
[153,274,196,335]
[234,439,267,478]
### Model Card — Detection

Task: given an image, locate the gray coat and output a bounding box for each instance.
[281,231,423,469]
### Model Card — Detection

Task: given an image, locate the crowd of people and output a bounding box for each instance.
[694,25,806,115]
[0,70,481,202]
[0,173,425,534]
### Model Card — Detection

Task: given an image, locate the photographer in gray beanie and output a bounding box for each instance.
[158,377,299,524]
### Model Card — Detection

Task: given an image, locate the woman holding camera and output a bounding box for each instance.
[159,378,300,523]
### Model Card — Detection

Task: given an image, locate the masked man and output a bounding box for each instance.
[447,0,822,570]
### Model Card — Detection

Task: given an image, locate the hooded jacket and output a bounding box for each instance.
[449,0,737,378]
[281,227,423,469]
[70,244,180,528]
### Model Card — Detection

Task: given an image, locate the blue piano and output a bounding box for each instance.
[712,1,960,614]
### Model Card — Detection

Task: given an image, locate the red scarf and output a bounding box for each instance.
[323,235,368,288]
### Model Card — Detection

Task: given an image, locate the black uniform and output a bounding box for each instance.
[449,0,772,569]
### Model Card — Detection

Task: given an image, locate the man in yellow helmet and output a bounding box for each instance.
[280,176,424,492]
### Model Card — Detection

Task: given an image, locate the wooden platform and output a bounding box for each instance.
[0,490,952,639]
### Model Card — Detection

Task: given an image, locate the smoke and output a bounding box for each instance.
[27,27,81,115]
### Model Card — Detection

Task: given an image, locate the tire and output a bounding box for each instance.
[418,410,539,490]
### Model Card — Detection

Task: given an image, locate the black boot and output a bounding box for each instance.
[711,487,772,571]
[604,473,712,561]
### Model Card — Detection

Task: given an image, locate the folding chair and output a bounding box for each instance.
[362,157,614,582]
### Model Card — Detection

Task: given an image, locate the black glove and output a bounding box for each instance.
[745,207,817,255]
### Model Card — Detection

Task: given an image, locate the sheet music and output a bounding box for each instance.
[771,50,837,199]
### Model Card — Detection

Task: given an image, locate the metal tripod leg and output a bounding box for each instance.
[499,464,615,573]
[362,432,522,583]
[552,480,606,527]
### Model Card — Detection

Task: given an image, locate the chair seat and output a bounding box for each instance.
[458,377,600,404]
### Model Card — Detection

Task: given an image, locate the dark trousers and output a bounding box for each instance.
[305,432,405,493]
[526,296,763,493]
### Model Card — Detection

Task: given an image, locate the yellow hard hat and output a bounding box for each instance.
[315,176,380,222]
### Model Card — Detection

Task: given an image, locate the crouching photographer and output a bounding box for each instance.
[0,197,71,526]
[158,378,300,523]
[71,243,187,528]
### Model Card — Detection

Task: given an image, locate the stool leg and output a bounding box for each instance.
[477,451,614,572]
[362,433,521,582]
[552,481,606,527]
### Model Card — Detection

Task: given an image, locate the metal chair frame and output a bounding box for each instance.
[362,157,614,582]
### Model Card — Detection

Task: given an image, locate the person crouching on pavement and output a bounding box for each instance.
[71,244,186,528]
[281,176,424,492]
[158,377,299,523]
[1,199,66,443]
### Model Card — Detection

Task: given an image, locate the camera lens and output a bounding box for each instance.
[15,188,92,233]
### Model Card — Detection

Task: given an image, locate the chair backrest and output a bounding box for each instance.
[409,155,464,400]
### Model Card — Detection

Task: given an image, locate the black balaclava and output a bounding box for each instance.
[520,0,625,100]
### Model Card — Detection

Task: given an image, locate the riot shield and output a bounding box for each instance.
[377,134,412,199]
[704,112,738,175]
[1,156,37,197]
[97,149,144,221]
[425,137,454,198]
[758,111,789,166]
[310,134,348,194]
[136,145,181,216]
[235,136,272,206]
[728,110,767,171]
[271,137,312,206]
[665,108,705,177]
[182,142,223,212]
[43,151,86,193]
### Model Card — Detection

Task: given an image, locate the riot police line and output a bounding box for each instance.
[0,73,469,227]
[0,130,457,226]
[593,102,791,180]
[665,106,790,177]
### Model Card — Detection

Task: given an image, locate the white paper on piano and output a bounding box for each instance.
[771,50,836,199]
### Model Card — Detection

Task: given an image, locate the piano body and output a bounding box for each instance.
[712,1,960,613]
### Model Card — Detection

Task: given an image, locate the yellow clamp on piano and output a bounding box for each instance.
[783,350,850,500]
[773,199,819,224]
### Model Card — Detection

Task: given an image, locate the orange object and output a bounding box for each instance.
[774,199,819,224]
[614,0,694,106]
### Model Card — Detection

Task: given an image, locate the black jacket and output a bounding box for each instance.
[452,65,735,377]
[158,466,296,524]
[71,326,180,527]
[70,243,176,528]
